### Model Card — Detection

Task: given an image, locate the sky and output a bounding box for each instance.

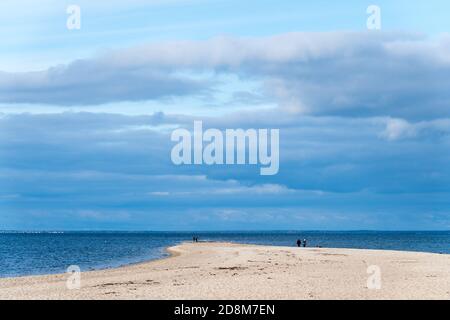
[0,0,449,230]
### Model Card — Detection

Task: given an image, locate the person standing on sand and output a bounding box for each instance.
[296,239,301,247]
[303,239,307,247]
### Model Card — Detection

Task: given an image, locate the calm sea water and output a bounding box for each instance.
[0,231,449,278]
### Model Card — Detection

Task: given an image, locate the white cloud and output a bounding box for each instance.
[1,32,450,121]
[379,117,450,141]
[380,118,417,141]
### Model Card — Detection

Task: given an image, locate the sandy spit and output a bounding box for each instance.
[0,242,449,300]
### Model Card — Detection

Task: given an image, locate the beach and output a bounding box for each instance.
[0,242,449,300]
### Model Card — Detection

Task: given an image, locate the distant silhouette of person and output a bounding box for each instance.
[195,237,199,243]
[296,239,301,247]
[303,239,307,247]
[193,236,196,243]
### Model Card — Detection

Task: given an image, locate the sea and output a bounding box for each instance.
[0,231,448,278]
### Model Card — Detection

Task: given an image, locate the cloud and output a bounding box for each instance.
[149,181,295,196]
[2,30,450,230]
[0,60,205,105]
[379,117,450,141]
[380,118,417,141]
[1,111,449,194]
[1,32,450,120]
[0,110,449,229]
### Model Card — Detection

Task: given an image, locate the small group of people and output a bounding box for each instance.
[296,239,307,247]
[192,236,199,243]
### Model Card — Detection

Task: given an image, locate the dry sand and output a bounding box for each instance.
[0,242,449,300]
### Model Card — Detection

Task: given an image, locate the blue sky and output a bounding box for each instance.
[0,1,449,230]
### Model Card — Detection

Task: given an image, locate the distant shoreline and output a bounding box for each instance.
[0,242,449,300]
